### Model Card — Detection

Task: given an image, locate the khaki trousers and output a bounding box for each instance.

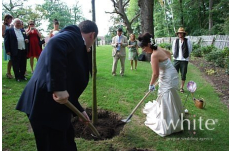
[112,52,126,75]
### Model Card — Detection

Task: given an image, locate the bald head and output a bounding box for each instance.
[14,18,22,29]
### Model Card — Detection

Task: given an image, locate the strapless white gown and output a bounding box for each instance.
[143,59,184,137]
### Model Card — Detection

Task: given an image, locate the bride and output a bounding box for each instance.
[138,33,184,137]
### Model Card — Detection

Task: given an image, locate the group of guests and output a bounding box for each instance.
[111,27,192,93]
[2,14,60,82]
[7,14,193,149]
[112,27,192,137]
[111,28,139,76]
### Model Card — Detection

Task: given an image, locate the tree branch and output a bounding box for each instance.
[123,0,130,8]
[105,11,123,17]
[111,0,118,8]
[105,11,117,14]
[130,13,140,24]
[2,3,11,11]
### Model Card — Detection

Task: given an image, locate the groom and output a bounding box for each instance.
[16,20,98,151]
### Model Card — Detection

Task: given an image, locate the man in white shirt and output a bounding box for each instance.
[4,18,29,82]
[111,28,128,76]
[172,27,192,93]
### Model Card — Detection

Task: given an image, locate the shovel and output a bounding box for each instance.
[122,82,159,123]
[65,100,101,138]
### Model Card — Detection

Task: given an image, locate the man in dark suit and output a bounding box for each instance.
[16,20,98,151]
[4,18,29,82]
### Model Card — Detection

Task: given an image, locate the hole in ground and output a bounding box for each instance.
[72,108,126,140]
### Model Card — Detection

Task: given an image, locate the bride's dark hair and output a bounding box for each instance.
[53,19,59,25]
[138,32,157,50]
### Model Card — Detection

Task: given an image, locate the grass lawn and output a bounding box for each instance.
[2,45,229,151]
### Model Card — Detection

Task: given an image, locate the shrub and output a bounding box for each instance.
[205,49,225,68]
[191,43,202,57]
[224,56,229,74]
[201,45,217,56]
[158,43,172,50]
[222,47,229,58]
[222,47,229,74]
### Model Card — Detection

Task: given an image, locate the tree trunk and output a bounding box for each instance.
[179,0,184,27]
[209,0,213,35]
[91,0,98,125]
[169,0,176,33]
[138,0,154,61]
[163,0,170,36]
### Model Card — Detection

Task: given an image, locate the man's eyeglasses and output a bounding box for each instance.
[30,24,34,25]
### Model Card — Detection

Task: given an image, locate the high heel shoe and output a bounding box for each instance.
[6,73,14,79]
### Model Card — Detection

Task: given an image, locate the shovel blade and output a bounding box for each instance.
[121,118,131,123]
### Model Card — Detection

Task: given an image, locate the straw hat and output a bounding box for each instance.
[176,27,187,34]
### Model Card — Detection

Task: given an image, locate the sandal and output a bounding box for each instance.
[6,73,13,79]
[180,88,184,93]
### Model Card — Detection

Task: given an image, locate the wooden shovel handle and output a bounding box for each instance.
[129,82,159,116]
[65,101,101,138]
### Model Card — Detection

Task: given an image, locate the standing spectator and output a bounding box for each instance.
[111,28,128,76]
[2,14,14,79]
[172,27,192,93]
[21,21,29,76]
[49,19,60,38]
[26,20,42,74]
[4,18,29,82]
[128,33,139,70]
[16,20,98,151]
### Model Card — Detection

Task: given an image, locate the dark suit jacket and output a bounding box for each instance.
[16,25,90,130]
[4,28,28,56]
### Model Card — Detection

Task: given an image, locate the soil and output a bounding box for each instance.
[72,108,153,150]
[189,57,229,108]
[72,108,126,141]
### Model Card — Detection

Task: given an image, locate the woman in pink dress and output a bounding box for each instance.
[26,20,42,73]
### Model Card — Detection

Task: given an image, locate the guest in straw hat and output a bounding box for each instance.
[172,27,192,93]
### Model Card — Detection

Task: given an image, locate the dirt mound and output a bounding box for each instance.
[72,108,125,140]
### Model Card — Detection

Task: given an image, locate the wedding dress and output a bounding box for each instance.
[143,59,184,137]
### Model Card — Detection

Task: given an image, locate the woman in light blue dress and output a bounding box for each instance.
[128,34,139,70]
[2,14,13,79]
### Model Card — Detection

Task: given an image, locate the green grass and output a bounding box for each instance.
[2,45,229,151]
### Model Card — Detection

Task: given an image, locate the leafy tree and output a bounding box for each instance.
[107,0,140,35]
[154,0,175,37]
[2,0,84,34]
[2,0,44,31]
[71,1,85,25]
[2,0,27,18]
[126,0,140,34]
[39,0,73,31]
